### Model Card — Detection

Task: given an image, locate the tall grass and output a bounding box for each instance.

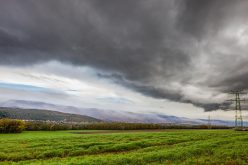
[0,130,247,164]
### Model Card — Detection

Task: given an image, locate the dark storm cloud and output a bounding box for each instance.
[0,1,189,89]
[177,0,248,39]
[97,72,227,111]
[176,0,224,39]
[0,0,190,81]
[97,72,183,100]
[1,0,248,111]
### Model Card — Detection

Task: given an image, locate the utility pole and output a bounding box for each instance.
[207,114,211,129]
[227,90,246,129]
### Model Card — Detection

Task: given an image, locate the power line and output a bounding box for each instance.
[226,90,246,129]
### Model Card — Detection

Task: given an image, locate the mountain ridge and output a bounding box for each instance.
[0,107,101,122]
[0,100,235,125]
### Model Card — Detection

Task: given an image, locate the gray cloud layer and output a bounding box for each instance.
[1,0,248,110]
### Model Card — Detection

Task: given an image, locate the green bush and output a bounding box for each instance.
[0,118,25,133]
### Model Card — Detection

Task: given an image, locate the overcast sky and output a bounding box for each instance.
[1,0,248,120]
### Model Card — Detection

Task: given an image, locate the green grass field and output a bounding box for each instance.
[0,129,248,165]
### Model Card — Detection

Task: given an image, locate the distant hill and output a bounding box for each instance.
[0,100,235,126]
[0,107,101,122]
[0,100,197,123]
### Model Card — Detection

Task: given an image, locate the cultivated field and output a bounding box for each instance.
[0,130,248,165]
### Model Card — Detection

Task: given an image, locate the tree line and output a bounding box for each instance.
[0,118,231,133]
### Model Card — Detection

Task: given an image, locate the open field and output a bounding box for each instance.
[0,130,248,165]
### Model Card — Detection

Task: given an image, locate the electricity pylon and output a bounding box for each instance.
[227,90,246,129]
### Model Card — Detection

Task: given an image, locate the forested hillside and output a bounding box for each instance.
[0,107,101,122]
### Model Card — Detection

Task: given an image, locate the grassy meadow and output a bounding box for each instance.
[0,129,248,165]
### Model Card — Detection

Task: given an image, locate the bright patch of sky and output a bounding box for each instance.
[0,82,50,92]
[0,60,241,120]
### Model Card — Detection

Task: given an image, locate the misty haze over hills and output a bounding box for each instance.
[0,100,234,126]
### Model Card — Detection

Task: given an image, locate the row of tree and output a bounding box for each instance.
[25,121,230,131]
[0,119,231,133]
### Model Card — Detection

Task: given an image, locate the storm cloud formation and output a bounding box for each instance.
[1,0,248,111]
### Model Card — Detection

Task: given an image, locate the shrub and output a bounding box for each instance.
[0,119,25,133]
